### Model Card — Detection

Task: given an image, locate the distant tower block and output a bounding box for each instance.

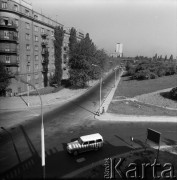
[115,43,123,57]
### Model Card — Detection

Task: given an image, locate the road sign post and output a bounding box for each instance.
[145,128,161,161]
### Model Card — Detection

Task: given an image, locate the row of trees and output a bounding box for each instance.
[126,57,177,80]
[135,54,174,61]
[68,28,116,88]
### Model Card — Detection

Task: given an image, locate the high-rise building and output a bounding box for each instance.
[115,43,123,57]
[0,0,84,95]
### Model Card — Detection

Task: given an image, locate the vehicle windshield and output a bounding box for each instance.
[78,138,83,145]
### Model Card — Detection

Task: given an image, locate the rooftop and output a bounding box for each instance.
[80,133,103,142]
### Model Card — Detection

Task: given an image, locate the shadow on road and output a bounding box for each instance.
[11,140,133,178]
[0,125,40,179]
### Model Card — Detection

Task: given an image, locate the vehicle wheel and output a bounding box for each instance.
[73,151,78,156]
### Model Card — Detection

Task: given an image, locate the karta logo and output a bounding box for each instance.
[104,158,176,179]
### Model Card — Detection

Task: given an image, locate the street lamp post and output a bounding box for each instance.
[92,64,102,115]
[114,68,116,87]
[14,76,45,179]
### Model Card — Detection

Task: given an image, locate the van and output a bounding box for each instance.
[66,133,103,156]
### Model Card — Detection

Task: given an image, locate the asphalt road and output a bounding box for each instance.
[0,69,177,179]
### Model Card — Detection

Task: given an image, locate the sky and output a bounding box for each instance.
[29,0,177,58]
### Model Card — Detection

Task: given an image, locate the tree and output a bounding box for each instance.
[0,62,10,96]
[164,55,167,60]
[68,27,77,58]
[169,54,173,61]
[53,26,64,86]
[153,53,158,61]
[68,33,95,87]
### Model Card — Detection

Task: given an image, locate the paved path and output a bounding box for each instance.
[96,112,177,123]
[100,69,124,113]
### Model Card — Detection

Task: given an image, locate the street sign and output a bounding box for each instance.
[145,128,161,160]
[147,128,161,145]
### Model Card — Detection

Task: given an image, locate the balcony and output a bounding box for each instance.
[41,32,48,38]
[41,49,48,55]
[0,23,18,31]
[42,66,48,73]
[0,35,18,43]
[8,71,19,78]
[3,59,19,67]
[0,48,18,55]
[5,62,19,67]
[41,41,48,46]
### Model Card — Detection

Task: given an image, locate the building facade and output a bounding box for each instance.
[0,0,84,95]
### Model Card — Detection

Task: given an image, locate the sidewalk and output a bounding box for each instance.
[0,80,99,111]
[99,70,124,113]
[96,112,177,123]
[0,70,114,111]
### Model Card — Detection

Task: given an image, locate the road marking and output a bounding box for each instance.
[76,157,86,163]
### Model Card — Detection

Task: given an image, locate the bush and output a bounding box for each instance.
[133,70,151,80]
[149,72,158,79]
[169,87,177,100]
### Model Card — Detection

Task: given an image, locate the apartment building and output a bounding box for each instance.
[0,0,84,95]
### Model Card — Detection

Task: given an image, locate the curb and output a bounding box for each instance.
[95,113,177,123]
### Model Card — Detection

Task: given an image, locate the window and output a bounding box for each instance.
[26,33,30,40]
[34,26,38,32]
[34,15,38,20]
[26,22,30,29]
[35,64,39,70]
[83,142,88,145]
[89,141,95,144]
[27,75,31,81]
[41,28,44,33]
[35,45,38,51]
[35,83,39,88]
[26,44,30,50]
[2,2,7,9]
[15,19,18,27]
[35,74,39,79]
[35,55,39,61]
[27,55,30,61]
[96,139,102,143]
[34,35,38,42]
[14,4,18,11]
[4,31,9,39]
[25,9,29,16]
[27,65,30,72]
[5,56,10,63]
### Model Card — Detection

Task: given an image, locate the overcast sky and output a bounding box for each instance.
[30,0,177,58]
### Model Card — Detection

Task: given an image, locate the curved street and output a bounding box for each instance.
[0,69,177,179]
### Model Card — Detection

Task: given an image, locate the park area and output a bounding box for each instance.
[108,74,177,116]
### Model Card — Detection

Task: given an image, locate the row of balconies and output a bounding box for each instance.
[0,48,18,54]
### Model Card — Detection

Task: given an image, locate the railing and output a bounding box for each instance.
[0,35,18,42]
[41,49,48,55]
[4,59,19,67]
[41,32,48,37]
[41,41,48,46]
[0,48,18,54]
[0,23,18,30]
